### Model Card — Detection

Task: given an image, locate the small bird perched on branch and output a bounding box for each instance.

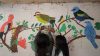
[34,12,55,27]
[84,21,98,48]
[71,7,94,21]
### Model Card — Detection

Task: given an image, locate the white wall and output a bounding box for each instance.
[0,3,100,56]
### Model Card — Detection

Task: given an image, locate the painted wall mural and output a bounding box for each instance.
[0,3,100,56]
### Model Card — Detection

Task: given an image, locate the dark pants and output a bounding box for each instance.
[55,46,69,56]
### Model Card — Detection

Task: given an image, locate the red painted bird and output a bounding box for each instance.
[0,14,14,38]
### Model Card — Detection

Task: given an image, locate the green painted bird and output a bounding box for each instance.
[34,12,55,25]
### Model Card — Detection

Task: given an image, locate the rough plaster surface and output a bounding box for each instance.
[0,3,100,56]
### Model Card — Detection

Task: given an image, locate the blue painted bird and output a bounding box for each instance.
[84,21,98,48]
[71,7,94,21]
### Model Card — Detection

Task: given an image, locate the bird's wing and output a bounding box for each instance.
[84,25,98,48]
[85,25,96,40]
[39,14,50,21]
[77,10,93,19]
[36,14,49,23]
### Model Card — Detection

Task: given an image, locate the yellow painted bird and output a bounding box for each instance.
[34,12,55,24]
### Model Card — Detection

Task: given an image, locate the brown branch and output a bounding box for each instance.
[68,35,85,44]
[4,30,9,42]
[10,25,25,52]
[64,29,72,36]
[54,24,58,30]
[1,38,11,50]
[96,35,100,39]
[3,27,16,42]
[19,27,40,33]
[58,20,67,30]
[0,26,23,52]
[70,18,85,28]
[68,35,100,44]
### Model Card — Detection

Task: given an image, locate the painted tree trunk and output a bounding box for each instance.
[10,37,18,52]
[10,26,23,52]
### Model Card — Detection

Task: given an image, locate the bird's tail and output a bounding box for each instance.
[90,40,98,49]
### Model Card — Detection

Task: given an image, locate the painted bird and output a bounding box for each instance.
[71,7,94,21]
[34,12,55,26]
[0,14,14,38]
[84,21,98,48]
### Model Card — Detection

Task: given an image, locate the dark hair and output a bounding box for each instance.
[35,33,51,56]
[55,35,69,56]
[35,33,50,48]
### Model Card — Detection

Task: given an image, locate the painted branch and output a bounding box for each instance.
[68,35,100,44]
[70,18,85,28]
[0,25,26,52]
[4,28,10,42]
[64,29,72,36]
[1,38,11,50]
[10,25,24,52]
[58,20,67,30]
[3,27,16,42]
[57,17,85,36]
[96,35,100,39]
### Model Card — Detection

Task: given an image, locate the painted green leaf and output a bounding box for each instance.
[22,20,28,27]
[39,23,42,26]
[74,31,77,34]
[71,26,76,30]
[68,24,71,28]
[95,22,100,30]
[11,39,18,46]
[66,15,71,22]
[72,34,77,38]
[80,30,83,33]
[22,20,25,25]
[72,29,78,38]
[15,39,18,45]
[16,22,20,26]
[31,23,34,27]
[66,15,70,20]
[72,31,78,38]
[29,40,36,52]
[50,20,55,27]
[28,34,34,40]
[0,15,3,20]
[58,23,66,32]
[32,28,35,32]
[35,23,38,27]
[0,44,3,48]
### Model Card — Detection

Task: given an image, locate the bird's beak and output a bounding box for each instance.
[34,15,36,16]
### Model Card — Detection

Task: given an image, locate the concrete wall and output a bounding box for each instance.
[0,0,100,3]
[0,3,100,56]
